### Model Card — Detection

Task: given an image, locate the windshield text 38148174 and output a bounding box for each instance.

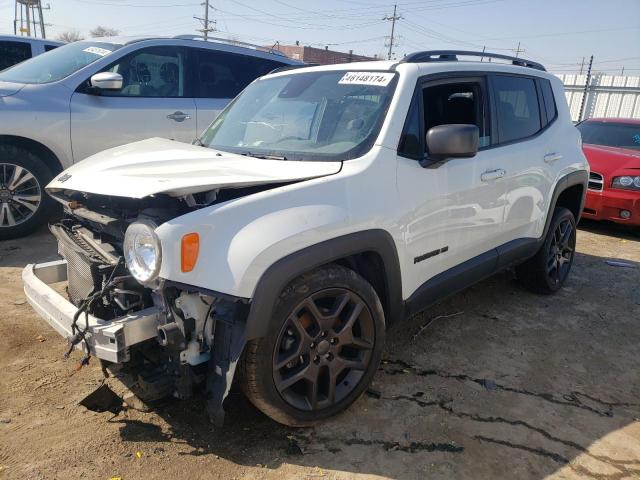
[200,70,398,162]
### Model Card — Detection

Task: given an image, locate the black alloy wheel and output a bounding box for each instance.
[238,264,385,426]
[516,207,577,294]
[272,288,375,411]
[546,216,575,286]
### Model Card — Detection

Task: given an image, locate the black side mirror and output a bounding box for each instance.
[425,124,479,160]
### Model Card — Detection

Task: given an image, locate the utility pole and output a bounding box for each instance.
[511,41,524,58]
[480,45,486,62]
[194,0,216,40]
[579,56,585,75]
[383,4,402,60]
[578,55,593,122]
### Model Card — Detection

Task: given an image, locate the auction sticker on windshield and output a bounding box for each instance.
[338,72,395,87]
[83,46,112,57]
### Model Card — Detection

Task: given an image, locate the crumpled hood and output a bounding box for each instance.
[47,138,342,198]
[0,81,25,97]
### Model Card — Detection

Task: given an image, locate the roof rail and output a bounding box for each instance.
[172,35,289,57]
[400,50,546,71]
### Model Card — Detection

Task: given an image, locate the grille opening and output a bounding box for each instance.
[588,172,604,191]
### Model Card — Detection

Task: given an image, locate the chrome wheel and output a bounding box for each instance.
[547,217,575,285]
[273,288,375,412]
[0,163,42,228]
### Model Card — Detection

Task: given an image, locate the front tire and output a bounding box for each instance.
[238,265,385,426]
[0,145,56,240]
[516,207,577,294]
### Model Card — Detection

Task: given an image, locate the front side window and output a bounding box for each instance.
[0,41,31,70]
[44,44,59,52]
[577,121,640,151]
[195,49,285,99]
[493,75,541,143]
[399,78,490,159]
[0,41,119,84]
[100,46,185,97]
[200,70,398,161]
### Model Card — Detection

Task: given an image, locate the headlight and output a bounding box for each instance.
[123,221,162,283]
[612,176,640,191]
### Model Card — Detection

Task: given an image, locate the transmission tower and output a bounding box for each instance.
[14,0,49,38]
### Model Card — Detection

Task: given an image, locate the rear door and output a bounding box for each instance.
[191,48,288,134]
[489,74,557,241]
[70,45,197,162]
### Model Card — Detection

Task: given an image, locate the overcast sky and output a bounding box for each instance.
[2,0,639,74]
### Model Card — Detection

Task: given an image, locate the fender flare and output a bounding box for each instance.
[244,229,403,340]
[541,169,588,242]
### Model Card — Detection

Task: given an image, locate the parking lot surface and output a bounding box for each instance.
[1,222,639,480]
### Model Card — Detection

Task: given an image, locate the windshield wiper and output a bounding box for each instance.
[241,152,288,161]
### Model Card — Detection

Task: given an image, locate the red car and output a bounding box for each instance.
[577,118,640,228]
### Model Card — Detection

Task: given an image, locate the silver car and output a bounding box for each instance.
[0,35,64,70]
[0,35,299,238]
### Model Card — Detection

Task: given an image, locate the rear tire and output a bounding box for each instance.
[238,264,385,426]
[0,145,56,240]
[516,207,577,294]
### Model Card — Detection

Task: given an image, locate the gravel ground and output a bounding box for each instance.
[1,220,639,480]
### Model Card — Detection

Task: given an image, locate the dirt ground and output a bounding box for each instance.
[1,220,639,480]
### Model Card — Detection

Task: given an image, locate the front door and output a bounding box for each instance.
[396,76,507,298]
[70,45,197,162]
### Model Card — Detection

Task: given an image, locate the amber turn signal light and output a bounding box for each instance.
[181,233,199,272]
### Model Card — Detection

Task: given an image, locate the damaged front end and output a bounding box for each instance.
[22,190,249,425]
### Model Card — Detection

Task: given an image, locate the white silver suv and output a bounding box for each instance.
[23,51,589,426]
[0,35,299,238]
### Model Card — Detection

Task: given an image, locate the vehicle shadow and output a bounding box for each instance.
[578,218,639,241]
[109,249,640,479]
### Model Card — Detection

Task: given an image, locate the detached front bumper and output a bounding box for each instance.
[22,259,162,363]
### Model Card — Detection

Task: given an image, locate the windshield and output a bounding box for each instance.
[200,70,398,161]
[578,121,640,151]
[0,41,120,84]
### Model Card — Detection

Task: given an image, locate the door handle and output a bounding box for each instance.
[167,111,191,122]
[544,152,563,164]
[480,168,506,182]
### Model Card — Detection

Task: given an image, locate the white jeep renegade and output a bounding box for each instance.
[23,51,589,426]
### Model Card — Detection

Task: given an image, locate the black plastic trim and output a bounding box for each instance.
[400,50,546,71]
[405,248,498,317]
[244,229,403,339]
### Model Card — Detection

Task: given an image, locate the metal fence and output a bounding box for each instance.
[557,73,640,122]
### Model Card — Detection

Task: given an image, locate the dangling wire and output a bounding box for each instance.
[65,257,124,369]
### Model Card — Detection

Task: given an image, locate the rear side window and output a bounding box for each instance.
[493,75,541,144]
[0,41,31,70]
[194,49,285,99]
[539,79,557,124]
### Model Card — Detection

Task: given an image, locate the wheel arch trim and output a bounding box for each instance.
[245,229,403,340]
[543,169,588,241]
[0,135,65,175]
